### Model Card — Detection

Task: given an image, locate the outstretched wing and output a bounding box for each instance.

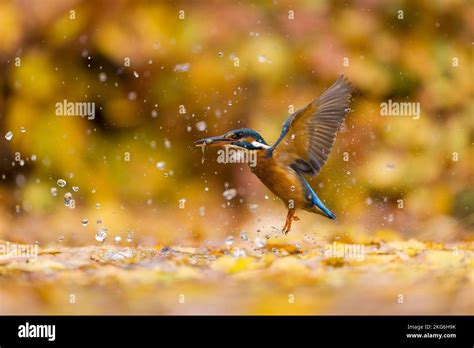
[269,75,353,176]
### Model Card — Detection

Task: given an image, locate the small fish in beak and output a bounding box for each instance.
[195,135,235,164]
[194,135,235,147]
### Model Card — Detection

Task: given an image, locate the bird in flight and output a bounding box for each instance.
[195,76,353,233]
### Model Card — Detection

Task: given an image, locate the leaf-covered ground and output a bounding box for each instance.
[1,238,472,315]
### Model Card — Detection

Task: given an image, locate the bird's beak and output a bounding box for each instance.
[194,135,235,147]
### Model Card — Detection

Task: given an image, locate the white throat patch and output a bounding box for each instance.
[251,141,270,149]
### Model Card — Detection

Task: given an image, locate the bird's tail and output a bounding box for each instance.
[301,177,336,220]
[311,193,336,220]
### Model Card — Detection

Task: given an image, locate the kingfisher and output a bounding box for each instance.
[195,76,353,233]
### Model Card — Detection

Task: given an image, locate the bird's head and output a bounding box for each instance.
[194,128,269,150]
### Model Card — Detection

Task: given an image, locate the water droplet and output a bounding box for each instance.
[365,197,373,205]
[50,187,58,197]
[232,247,246,258]
[387,214,394,223]
[95,203,101,209]
[174,63,191,72]
[133,71,139,78]
[81,218,89,226]
[164,138,172,149]
[122,248,134,258]
[151,109,158,118]
[248,204,258,213]
[290,185,296,192]
[223,188,237,200]
[20,127,26,133]
[198,206,206,216]
[195,121,207,132]
[225,236,234,247]
[98,72,107,82]
[240,231,248,241]
[257,55,267,63]
[255,237,266,248]
[128,91,137,101]
[72,186,79,192]
[64,192,75,208]
[386,162,395,170]
[156,161,166,170]
[114,236,122,243]
[57,179,66,187]
[95,226,107,243]
[126,231,133,243]
[4,131,13,141]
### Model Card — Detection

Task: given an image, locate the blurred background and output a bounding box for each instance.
[0,0,472,248]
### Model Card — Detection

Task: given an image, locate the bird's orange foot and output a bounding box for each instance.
[282,221,289,234]
[283,209,299,234]
[282,217,299,234]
